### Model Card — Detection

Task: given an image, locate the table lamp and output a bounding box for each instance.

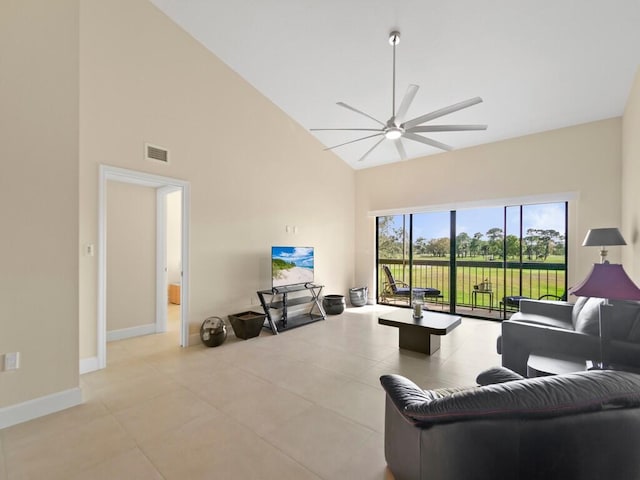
[569,263,640,368]
[582,227,627,263]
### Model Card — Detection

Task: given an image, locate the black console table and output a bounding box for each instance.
[257,283,326,334]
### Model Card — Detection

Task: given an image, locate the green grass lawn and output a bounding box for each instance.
[380,260,565,309]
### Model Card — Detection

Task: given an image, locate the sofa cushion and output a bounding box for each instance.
[572,297,605,335]
[476,367,525,386]
[382,370,640,426]
[571,296,590,327]
[510,313,574,330]
[610,300,640,341]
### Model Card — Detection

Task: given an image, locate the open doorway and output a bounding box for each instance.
[96,165,190,370]
[160,187,182,337]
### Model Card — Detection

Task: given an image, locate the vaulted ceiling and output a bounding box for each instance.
[150,0,640,169]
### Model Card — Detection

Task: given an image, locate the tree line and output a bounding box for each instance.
[379,217,565,261]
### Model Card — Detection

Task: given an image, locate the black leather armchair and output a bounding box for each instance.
[380,369,640,480]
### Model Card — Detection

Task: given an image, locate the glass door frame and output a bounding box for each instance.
[376,202,568,320]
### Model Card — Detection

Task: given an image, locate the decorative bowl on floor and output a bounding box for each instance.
[200,316,227,347]
[323,294,346,315]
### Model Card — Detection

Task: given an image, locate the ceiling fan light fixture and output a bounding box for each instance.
[384,127,403,140]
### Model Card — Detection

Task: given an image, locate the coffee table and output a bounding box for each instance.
[527,351,586,377]
[378,308,462,355]
[527,350,640,377]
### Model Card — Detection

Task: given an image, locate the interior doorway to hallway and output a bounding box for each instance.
[97,165,190,370]
[164,188,183,336]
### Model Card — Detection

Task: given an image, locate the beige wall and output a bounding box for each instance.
[106,182,156,332]
[355,118,623,295]
[622,67,640,283]
[0,0,79,407]
[79,0,355,357]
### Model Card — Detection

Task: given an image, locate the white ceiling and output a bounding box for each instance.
[149,0,640,170]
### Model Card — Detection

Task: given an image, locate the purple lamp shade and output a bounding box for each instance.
[569,263,640,301]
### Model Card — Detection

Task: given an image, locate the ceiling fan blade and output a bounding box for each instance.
[407,124,488,133]
[337,102,386,127]
[402,97,483,129]
[324,132,384,151]
[403,132,453,151]
[394,85,419,123]
[394,138,407,161]
[358,137,386,162]
[311,128,383,132]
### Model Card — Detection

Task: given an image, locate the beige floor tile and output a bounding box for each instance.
[219,381,314,436]
[92,372,184,413]
[140,415,320,480]
[80,357,159,390]
[0,437,6,480]
[270,362,352,401]
[259,336,341,364]
[263,405,377,479]
[114,330,182,357]
[233,349,301,384]
[315,379,386,432]
[4,415,135,480]
[304,348,380,378]
[184,366,274,408]
[106,341,137,366]
[114,388,219,443]
[67,448,163,480]
[143,346,218,377]
[213,338,275,366]
[1,400,110,453]
[440,356,502,380]
[377,349,447,383]
[327,432,394,480]
[356,361,409,389]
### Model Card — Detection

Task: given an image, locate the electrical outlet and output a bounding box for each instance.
[3,352,19,371]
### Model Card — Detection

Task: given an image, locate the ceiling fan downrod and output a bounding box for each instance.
[389,31,400,119]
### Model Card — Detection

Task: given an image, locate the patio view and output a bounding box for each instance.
[377,202,567,320]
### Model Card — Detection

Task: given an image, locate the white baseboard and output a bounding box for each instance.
[0,387,83,430]
[80,356,100,375]
[107,323,156,342]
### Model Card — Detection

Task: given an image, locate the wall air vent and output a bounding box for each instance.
[145,143,169,163]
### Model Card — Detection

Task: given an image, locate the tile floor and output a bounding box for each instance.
[0,305,502,479]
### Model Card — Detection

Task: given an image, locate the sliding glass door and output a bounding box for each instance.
[412,211,450,309]
[455,206,505,314]
[376,201,567,320]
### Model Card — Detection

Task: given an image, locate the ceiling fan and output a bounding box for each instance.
[311,31,487,162]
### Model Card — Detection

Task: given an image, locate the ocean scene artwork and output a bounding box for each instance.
[272,246,314,287]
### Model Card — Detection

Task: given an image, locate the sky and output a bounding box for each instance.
[272,246,315,268]
[389,202,566,240]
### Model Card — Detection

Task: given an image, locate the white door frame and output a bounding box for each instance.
[98,165,190,369]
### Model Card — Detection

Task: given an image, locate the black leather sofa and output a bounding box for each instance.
[498,297,640,376]
[380,368,640,480]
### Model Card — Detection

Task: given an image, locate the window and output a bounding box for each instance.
[376,202,567,320]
